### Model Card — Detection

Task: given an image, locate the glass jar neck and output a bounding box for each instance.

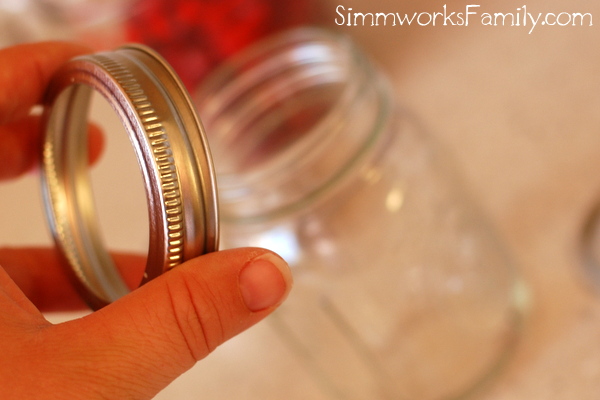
[196,28,393,222]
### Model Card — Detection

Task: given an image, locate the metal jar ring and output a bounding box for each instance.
[41,44,219,310]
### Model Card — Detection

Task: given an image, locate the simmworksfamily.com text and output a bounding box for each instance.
[335,4,593,34]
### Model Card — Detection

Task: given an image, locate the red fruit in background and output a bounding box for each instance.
[126,0,313,90]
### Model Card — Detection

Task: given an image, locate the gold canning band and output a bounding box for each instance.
[41,44,219,310]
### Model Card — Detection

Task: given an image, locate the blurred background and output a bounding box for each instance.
[1,0,600,398]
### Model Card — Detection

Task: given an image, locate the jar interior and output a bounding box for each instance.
[196,29,388,221]
[199,39,353,179]
[218,77,345,175]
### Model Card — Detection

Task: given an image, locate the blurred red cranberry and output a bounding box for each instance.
[126,0,314,90]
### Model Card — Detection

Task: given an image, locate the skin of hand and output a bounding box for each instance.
[0,42,293,399]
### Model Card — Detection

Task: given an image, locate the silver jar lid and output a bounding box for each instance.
[41,44,219,310]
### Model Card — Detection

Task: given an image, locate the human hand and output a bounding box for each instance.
[0,42,292,399]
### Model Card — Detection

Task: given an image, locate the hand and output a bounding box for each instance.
[0,42,292,399]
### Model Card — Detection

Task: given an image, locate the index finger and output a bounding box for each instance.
[0,41,92,124]
[0,247,146,312]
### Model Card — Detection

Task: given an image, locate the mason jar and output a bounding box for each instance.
[195,28,525,400]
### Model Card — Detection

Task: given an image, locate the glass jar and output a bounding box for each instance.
[196,28,525,400]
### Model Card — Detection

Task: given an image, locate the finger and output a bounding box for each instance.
[39,248,292,399]
[0,265,41,320]
[0,42,91,124]
[0,247,146,312]
[0,115,104,180]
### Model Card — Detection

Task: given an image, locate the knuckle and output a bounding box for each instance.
[164,271,229,361]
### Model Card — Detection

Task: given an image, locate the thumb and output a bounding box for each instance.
[40,248,292,400]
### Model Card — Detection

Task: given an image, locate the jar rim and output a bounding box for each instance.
[196,28,393,222]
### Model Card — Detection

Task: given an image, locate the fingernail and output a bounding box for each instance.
[239,253,293,312]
